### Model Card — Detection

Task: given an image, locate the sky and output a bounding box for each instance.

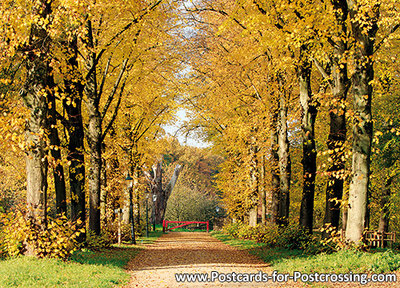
[163,109,211,148]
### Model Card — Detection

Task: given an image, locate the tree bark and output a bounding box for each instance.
[345,0,379,244]
[21,0,53,223]
[85,20,102,236]
[298,45,318,234]
[248,139,259,227]
[47,82,67,215]
[277,75,291,226]
[100,143,107,223]
[270,96,280,225]
[160,164,182,222]
[135,169,141,229]
[260,156,267,225]
[63,36,86,227]
[153,161,163,224]
[378,176,393,234]
[148,161,182,224]
[323,0,350,236]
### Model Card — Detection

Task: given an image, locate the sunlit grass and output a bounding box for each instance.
[211,231,400,274]
[0,255,130,288]
[0,229,163,288]
[211,230,267,250]
[273,249,400,274]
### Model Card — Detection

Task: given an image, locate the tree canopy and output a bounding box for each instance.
[0,0,399,256]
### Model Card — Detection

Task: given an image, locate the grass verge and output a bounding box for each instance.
[0,230,163,288]
[211,231,400,274]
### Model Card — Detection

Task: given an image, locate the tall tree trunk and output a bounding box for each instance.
[85,20,102,236]
[277,75,291,226]
[153,161,163,224]
[47,86,67,215]
[342,207,348,233]
[248,208,257,227]
[323,0,350,236]
[135,169,141,229]
[260,155,267,225]
[149,161,182,224]
[100,143,107,223]
[270,97,280,225]
[345,1,379,244]
[159,164,182,223]
[63,36,86,229]
[248,139,259,227]
[21,0,52,224]
[299,46,318,234]
[66,105,85,226]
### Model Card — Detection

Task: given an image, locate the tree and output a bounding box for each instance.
[298,45,318,234]
[145,159,182,224]
[345,0,380,244]
[20,0,53,225]
[277,73,291,226]
[313,0,351,236]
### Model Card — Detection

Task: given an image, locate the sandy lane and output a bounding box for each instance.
[122,232,399,288]
[122,232,274,288]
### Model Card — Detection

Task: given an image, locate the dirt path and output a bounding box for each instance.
[122,232,398,288]
[122,232,273,288]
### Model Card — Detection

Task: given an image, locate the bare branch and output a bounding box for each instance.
[374,24,400,54]
[101,58,129,120]
[98,55,112,100]
[101,74,127,142]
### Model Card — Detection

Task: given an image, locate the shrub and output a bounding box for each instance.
[222,222,321,252]
[252,225,280,246]
[1,211,27,257]
[0,226,8,259]
[275,224,312,250]
[86,230,113,251]
[319,224,351,252]
[0,210,83,259]
[223,221,243,238]
[237,224,257,239]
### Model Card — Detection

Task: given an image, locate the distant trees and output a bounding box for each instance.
[164,144,222,222]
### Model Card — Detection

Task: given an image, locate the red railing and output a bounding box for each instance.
[163,220,209,233]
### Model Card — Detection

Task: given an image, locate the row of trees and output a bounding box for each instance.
[0,0,182,251]
[181,0,400,243]
[1,0,399,254]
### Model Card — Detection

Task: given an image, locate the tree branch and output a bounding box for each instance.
[101,58,129,120]
[98,55,112,100]
[101,74,127,142]
[312,58,333,89]
[374,24,400,54]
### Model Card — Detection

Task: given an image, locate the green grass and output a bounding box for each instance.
[165,227,209,232]
[0,255,130,288]
[211,230,268,250]
[132,230,163,245]
[211,231,400,274]
[272,249,400,274]
[0,230,163,288]
[163,223,209,232]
